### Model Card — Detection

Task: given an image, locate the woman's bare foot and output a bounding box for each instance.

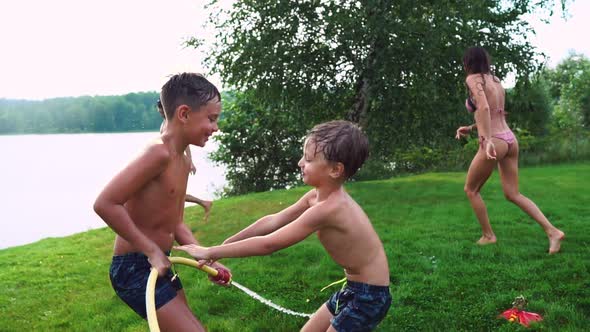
[202,201,212,222]
[548,230,565,254]
[476,235,497,245]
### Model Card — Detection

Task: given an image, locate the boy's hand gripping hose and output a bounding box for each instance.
[146,257,231,332]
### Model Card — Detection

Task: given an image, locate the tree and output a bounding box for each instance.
[505,76,552,136]
[543,52,589,101]
[543,53,590,129]
[194,0,570,193]
[210,91,306,195]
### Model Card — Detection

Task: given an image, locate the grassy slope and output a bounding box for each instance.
[0,163,588,331]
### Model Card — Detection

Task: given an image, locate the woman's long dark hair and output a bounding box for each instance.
[463,46,499,97]
[463,47,492,75]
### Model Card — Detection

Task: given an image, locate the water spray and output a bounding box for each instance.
[146,257,311,332]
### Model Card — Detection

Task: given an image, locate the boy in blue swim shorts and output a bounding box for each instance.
[176,120,392,331]
[109,251,186,319]
[95,73,230,331]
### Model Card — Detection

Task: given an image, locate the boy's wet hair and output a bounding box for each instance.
[156,99,165,119]
[159,73,221,119]
[307,120,369,179]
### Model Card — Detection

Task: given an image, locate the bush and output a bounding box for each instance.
[355,129,590,183]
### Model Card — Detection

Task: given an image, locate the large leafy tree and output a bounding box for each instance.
[505,77,553,136]
[194,0,569,193]
[542,53,590,129]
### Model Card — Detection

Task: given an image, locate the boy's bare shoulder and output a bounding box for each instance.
[140,139,172,164]
[302,188,318,203]
[313,190,350,216]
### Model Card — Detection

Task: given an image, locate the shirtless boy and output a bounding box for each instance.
[94,72,228,331]
[176,120,392,331]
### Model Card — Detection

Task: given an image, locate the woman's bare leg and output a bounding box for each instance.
[301,304,334,332]
[185,194,213,222]
[497,141,565,253]
[464,146,499,244]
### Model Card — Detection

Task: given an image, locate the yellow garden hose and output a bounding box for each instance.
[146,257,229,332]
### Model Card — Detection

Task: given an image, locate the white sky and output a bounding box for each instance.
[527,0,590,68]
[0,0,222,100]
[0,0,588,100]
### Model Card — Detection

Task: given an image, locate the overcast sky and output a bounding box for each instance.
[1,0,588,100]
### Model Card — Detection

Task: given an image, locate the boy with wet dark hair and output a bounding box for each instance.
[157,99,213,221]
[95,72,228,331]
[176,120,392,331]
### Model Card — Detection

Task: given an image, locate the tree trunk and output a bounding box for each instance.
[349,40,378,129]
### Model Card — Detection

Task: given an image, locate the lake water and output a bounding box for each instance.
[0,132,226,249]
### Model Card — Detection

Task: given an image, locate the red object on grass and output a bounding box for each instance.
[500,308,543,327]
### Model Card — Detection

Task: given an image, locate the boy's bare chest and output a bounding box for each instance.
[161,158,189,194]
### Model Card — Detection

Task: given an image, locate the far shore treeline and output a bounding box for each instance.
[0,92,163,134]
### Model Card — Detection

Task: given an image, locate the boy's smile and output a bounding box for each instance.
[298,139,332,186]
[187,99,221,147]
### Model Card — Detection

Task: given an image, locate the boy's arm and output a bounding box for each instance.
[174,218,232,284]
[174,223,199,246]
[222,190,315,244]
[175,202,327,261]
[93,144,170,260]
[185,146,196,174]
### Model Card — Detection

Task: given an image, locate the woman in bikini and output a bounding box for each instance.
[455,46,564,254]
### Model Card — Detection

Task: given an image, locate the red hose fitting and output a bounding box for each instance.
[211,267,231,285]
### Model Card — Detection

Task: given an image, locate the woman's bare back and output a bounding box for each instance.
[480,74,510,133]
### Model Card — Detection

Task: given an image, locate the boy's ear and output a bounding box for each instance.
[329,162,345,179]
[176,105,191,123]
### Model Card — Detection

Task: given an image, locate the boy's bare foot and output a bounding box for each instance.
[202,201,212,222]
[476,235,497,245]
[548,230,565,254]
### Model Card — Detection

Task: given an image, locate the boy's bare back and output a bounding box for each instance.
[174,120,391,331]
[176,120,390,287]
[305,188,390,286]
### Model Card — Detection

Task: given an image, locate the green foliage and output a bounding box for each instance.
[1,163,589,331]
[519,130,590,165]
[195,0,569,193]
[398,147,445,173]
[0,92,162,134]
[543,52,589,100]
[357,127,590,181]
[211,91,307,195]
[506,77,553,136]
[512,127,535,151]
[542,52,590,130]
[558,65,590,129]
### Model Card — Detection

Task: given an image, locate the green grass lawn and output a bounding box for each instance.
[1,163,588,331]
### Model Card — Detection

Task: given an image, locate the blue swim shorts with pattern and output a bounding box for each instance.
[326,280,391,332]
[109,252,183,319]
